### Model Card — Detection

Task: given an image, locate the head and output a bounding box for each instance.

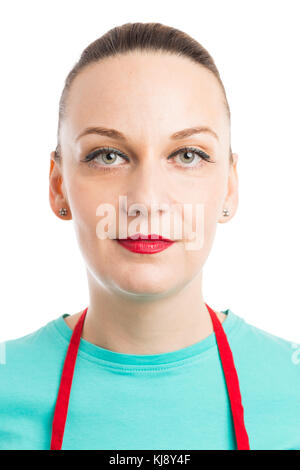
[49,22,238,299]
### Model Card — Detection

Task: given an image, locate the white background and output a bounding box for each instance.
[0,0,299,343]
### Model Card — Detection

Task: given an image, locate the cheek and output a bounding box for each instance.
[66,172,110,228]
[187,179,224,229]
[182,177,225,257]
[64,174,113,261]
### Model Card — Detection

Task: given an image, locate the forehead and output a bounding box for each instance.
[62,52,228,144]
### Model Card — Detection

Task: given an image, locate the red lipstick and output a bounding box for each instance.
[116,233,175,254]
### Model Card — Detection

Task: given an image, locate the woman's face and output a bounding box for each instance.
[49,52,238,297]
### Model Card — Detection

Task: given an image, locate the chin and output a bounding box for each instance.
[109,270,178,298]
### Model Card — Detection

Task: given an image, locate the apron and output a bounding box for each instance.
[50,303,250,450]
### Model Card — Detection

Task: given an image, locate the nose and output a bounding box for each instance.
[126,152,171,214]
[120,151,175,235]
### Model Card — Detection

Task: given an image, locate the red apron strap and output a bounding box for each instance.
[205,303,250,450]
[51,305,250,450]
[50,307,88,450]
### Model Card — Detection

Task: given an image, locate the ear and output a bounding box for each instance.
[49,151,72,220]
[218,152,239,224]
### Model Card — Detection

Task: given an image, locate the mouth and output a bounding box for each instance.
[115,233,176,254]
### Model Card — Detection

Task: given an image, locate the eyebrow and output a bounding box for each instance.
[75,125,219,142]
[171,126,219,141]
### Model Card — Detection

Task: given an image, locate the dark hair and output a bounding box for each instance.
[55,22,232,164]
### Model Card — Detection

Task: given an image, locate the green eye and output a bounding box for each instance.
[178,150,197,164]
[169,146,214,168]
[82,147,128,167]
[82,145,215,171]
[101,151,118,164]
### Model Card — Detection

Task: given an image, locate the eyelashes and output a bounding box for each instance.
[81,146,216,171]
[168,146,215,168]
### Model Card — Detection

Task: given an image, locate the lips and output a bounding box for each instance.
[115,233,175,254]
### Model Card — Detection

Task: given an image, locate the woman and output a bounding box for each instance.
[1,22,299,451]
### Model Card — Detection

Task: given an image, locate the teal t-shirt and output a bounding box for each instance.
[0,309,300,450]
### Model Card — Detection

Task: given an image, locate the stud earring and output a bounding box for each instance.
[223,208,230,217]
[59,208,68,216]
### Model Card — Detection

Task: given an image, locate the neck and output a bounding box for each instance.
[64,270,226,355]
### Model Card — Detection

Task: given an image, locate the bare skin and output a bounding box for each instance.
[63,309,227,353]
[49,51,238,355]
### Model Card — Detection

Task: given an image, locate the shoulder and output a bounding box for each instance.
[229,314,300,449]
[1,319,52,357]
[237,315,300,362]
[230,312,300,391]
[0,316,65,381]
[0,315,69,415]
